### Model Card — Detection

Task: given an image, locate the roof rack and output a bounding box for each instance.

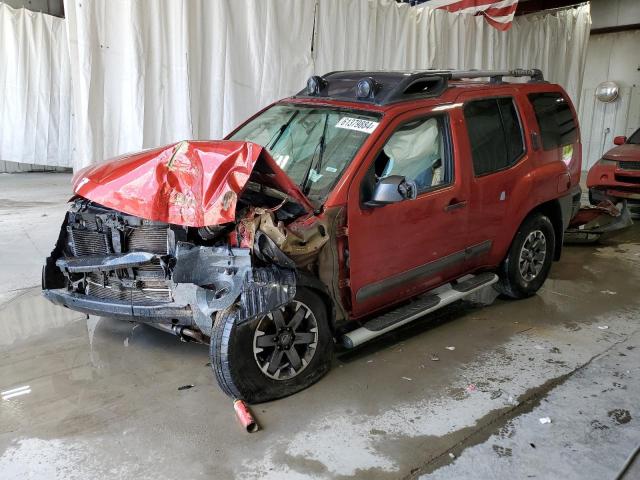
[296,69,545,105]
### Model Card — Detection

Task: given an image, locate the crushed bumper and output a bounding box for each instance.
[43,288,193,322]
[43,243,297,336]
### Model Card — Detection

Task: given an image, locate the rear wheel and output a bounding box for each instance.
[496,213,555,299]
[210,287,333,403]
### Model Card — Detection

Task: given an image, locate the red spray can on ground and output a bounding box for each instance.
[233,399,259,433]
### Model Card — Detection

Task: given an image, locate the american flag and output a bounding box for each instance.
[403,0,520,31]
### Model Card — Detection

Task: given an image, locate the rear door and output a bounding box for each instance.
[460,94,530,269]
[346,109,469,317]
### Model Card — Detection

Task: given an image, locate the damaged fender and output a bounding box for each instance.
[171,244,296,334]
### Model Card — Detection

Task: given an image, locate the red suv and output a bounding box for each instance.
[587,128,640,205]
[43,69,582,403]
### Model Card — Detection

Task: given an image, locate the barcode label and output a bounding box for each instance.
[336,117,379,134]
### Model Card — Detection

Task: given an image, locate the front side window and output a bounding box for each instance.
[464,97,524,176]
[528,92,577,150]
[370,116,451,197]
[229,104,381,203]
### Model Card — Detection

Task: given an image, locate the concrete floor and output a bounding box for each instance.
[0,172,638,479]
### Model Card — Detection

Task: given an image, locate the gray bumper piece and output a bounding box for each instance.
[56,251,159,273]
[43,288,193,322]
[45,242,297,337]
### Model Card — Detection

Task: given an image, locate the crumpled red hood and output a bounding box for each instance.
[72,140,313,227]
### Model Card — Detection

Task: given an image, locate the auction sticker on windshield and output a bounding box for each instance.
[336,117,379,134]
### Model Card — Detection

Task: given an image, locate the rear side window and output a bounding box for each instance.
[528,92,577,150]
[464,98,524,176]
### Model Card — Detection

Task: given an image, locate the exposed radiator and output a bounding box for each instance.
[69,223,168,257]
[71,229,111,256]
[127,225,168,254]
[86,274,172,304]
[65,207,173,305]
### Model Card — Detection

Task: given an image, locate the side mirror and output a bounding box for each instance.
[614,136,627,146]
[365,175,417,207]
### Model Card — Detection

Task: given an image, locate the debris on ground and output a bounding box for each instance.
[608,408,632,425]
[466,384,478,393]
[539,417,552,424]
[490,390,503,399]
[178,384,194,390]
[600,290,617,295]
[449,452,456,459]
[402,377,412,381]
[598,325,610,330]
[564,200,632,243]
[430,354,440,361]
[445,346,456,351]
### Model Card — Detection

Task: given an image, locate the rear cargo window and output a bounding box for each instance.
[528,92,577,150]
[463,97,524,176]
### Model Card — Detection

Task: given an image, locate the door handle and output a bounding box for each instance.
[531,131,541,151]
[445,200,467,212]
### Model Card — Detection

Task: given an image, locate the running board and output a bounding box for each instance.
[342,272,498,348]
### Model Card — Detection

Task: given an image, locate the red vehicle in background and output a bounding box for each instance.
[43,69,582,403]
[587,128,640,205]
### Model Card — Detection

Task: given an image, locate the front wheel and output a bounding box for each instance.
[210,287,333,403]
[496,213,555,299]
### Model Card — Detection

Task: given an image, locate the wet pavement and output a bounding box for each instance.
[0,172,639,479]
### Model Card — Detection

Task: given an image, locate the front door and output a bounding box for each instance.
[347,111,469,317]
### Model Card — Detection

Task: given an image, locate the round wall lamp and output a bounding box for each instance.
[595,81,619,103]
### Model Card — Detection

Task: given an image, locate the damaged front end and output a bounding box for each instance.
[42,141,341,339]
[564,200,633,243]
[42,198,298,338]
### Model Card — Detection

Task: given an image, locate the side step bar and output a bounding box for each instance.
[342,272,499,348]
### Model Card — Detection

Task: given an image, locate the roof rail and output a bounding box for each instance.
[296,69,545,105]
[450,68,544,83]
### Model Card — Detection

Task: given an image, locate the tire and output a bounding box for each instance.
[210,287,333,403]
[496,213,555,299]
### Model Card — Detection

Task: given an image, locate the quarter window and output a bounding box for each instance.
[464,98,524,176]
[528,92,577,150]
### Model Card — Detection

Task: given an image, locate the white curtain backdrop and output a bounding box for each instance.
[314,1,591,105]
[0,3,73,167]
[2,0,591,170]
[63,0,316,169]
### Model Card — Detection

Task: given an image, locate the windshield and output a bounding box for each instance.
[229,104,381,202]
[628,128,640,145]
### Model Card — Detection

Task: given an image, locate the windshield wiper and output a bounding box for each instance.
[301,113,329,196]
[268,111,299,150]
